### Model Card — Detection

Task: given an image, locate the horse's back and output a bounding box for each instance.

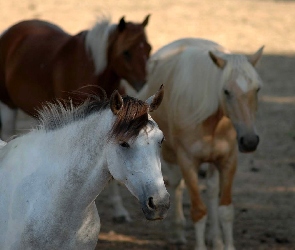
[0,140,6,149]
[0,19,69,66]
[151,38,226,62]
[147,38,226,90]
[0,139,27,249]
[0,20,87,114]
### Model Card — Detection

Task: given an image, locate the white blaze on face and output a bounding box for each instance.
[236,74,249,92]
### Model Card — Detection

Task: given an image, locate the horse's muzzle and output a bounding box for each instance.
[238,134,260,153]
[141,193,170,220]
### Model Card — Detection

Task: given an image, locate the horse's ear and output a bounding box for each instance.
[209,51,226,69]
[146,84,164,112]
[248,46,264,67]
[110,90,123,115]
[142,14,150,27]
[118,17,126,32]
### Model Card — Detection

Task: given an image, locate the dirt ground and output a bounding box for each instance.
[0,0,295,249]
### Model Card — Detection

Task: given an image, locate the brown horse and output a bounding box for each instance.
[0,15,151,140]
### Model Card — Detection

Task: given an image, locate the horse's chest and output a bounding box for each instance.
[19,208,100,250]
[189,138,231,162]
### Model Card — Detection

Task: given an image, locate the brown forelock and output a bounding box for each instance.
[109,96,154,142]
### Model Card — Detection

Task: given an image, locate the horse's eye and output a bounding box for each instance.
[159,137,165,147]
[120,141,130,148]
[224,89,230,96]
[123,50,131,61]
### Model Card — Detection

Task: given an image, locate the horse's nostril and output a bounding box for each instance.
[240,135,259,147]
[148,197,156,210]
[240,137,244,145]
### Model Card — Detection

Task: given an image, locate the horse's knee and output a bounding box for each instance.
[191,206,207,222]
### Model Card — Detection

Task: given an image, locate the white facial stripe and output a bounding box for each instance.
[236,75,249,92]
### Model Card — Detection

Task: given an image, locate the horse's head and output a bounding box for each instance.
[106,85,169,220]
[209,47,264,153]
[108,15,152,92]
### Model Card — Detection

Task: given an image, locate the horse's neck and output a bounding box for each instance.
[39,112,112,208]
[63,113,113,204]
[96,67,121,97]
[202,107,226,133]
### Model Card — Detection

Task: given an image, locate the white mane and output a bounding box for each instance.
[146,38,262,127]
[85,17,116,75]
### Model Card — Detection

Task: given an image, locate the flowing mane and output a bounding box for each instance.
[85,17,115,74]
[147,38,262,127]
[37,95,154,141]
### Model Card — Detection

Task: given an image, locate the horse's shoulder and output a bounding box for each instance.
[54,31,93,71]
[41,30,82,61]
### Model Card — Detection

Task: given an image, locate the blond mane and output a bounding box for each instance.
[145,38,262,128]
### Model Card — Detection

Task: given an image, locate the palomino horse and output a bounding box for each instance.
[134,38,264,250]
[0,15,151,140]
[0,86,170,250]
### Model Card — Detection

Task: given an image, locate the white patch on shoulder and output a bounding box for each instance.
[236,75,249,92]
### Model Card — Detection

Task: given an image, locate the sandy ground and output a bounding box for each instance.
[0,0,295,249]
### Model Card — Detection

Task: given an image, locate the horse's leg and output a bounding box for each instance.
[206,163,224,250]
[0,102,17,141]
[217,154,237,250]
[108,180,131,223]
[161,143,187,244]
[163,160,186,244]
[177,150,207,250]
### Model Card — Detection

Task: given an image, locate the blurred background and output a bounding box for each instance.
[1,0,295,54]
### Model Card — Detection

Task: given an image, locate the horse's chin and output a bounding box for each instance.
[140,194,170,221]
[128,79,146,92]
[141,207,168,221]
[238,144,258,153]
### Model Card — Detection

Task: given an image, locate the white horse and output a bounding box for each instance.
[0,87,170,250]
[121,38,263,250]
